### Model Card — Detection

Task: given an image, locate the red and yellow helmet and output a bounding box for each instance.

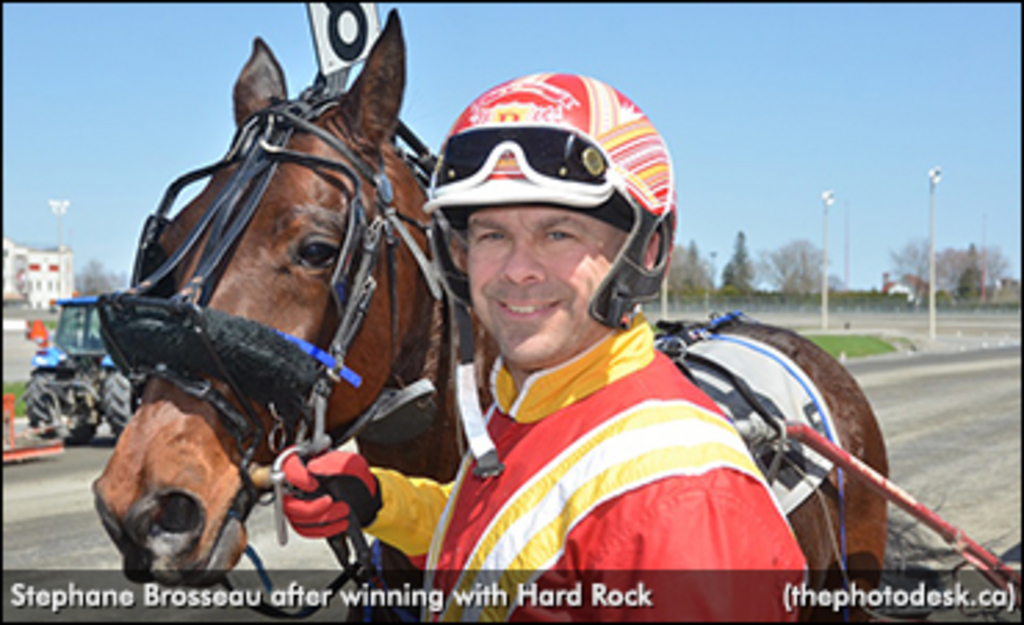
[427,73,676,329]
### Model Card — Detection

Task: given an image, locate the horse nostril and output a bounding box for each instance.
[152,491,203,536]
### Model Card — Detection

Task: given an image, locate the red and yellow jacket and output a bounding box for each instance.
[368,316,806,621]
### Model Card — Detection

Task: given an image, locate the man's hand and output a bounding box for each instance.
[281,450,382,539]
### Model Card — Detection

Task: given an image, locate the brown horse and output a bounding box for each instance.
[92,9,888,621]
[93,11,465,589]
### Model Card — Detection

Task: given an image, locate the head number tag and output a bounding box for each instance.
[306,3,381,85]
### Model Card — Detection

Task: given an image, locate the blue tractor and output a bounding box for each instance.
[23,297,132,444]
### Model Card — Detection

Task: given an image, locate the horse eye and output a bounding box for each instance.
[297,241,339,268]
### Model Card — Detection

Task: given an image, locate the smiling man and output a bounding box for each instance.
[283,73,806,621]
[466,206,630,387]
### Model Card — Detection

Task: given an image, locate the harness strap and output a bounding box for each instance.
[385,217,399,365]
[353,379,437,445]
[182,112,296,304]
[130,160,239,295]
[676,350,788,483]
[191,158,280,307]
[145,369,262,523]
[276,107,378,183]
[329,218,383,375]
[386,207,443,300]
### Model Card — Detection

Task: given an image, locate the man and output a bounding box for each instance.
[283,73,806,621]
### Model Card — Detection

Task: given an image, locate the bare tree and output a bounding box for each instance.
[76,259,128,295]
[668,240,711,295]
[979,245,1012,292]
[889,238,930,301]
[758,239,821,295]
[936,247,971,293]
[893,238,1015,301]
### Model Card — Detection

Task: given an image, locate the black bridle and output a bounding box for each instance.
[98,85,442,596]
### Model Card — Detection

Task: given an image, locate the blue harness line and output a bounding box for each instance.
[363,539,420,623]
[243,543,275,594]
[228,517,327,619]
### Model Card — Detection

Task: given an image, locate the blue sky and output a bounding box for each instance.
[3,3,1020,291]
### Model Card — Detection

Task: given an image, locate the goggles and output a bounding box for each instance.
[434,126,612,190]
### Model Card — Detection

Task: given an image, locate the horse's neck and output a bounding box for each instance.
[389,287,444,385]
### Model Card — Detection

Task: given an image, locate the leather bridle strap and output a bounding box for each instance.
[147,368,263,523]
[271,105,382,187]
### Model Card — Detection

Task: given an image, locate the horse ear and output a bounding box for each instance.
[233,37,288,127]
[342,10,405,151]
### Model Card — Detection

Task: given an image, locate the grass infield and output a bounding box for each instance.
[805,334,896,360]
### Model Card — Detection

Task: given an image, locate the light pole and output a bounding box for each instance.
[928,167,941,339]
[710,250,717,295]
[981,213,987,303]
[821,191,834,330]
[49,199,70,301]
[844,201,850,292]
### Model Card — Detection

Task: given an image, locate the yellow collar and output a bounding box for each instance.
[492,314,656,423]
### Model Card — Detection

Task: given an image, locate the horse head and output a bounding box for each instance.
[92,11,458,586]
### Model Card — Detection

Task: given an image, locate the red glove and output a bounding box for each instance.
[281,450,382,539]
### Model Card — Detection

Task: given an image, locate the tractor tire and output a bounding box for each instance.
[65,420,97,446]
[101,372,133,439]
[25,372,60,437]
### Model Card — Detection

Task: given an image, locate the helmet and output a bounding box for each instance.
[426,73,676,329]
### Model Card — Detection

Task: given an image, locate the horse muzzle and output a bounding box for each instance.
[94,482,246,587]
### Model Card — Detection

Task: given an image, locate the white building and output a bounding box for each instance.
[3,236,75,309]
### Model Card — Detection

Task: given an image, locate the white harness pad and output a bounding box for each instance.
[684,334,840,514]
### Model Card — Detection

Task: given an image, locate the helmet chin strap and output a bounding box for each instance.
[589,206,674,330]
[453,300,504,478]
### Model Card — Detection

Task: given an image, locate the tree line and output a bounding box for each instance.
[667,232,1017,303]
[75,260,128,296]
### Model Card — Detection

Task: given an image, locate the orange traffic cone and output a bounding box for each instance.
[27,319,49,348]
